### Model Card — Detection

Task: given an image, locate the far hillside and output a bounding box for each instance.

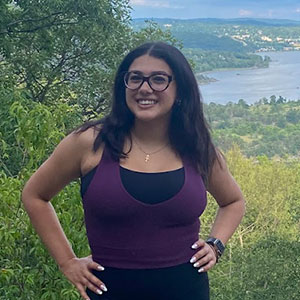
[204,96,300,158]
[133,18,300,74]
[133,18,300,52]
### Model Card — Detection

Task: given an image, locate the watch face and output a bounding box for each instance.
[207,238,225,254]
[215,240,225,253]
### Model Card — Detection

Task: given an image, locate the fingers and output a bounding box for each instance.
[88,260,105,272]
[191,239,205,249]
[76,282,91,300]
[61,257,108,299]
[190,240,217,273]
[84,269,108,292]
[197,258,215,273]
[74,270,108,299]
[86,261,108,291]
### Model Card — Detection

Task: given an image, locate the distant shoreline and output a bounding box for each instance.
[196,50,300,85]
[197,65,267,85]
[196,66,266,85]
[199,50,300,104]
[197,58,270,85]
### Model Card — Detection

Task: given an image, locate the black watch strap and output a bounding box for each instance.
[206,237,225,262]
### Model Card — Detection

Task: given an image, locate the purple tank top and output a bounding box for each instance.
[82,147,207,269]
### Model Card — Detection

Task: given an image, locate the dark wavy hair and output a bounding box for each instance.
[78,42,218,183]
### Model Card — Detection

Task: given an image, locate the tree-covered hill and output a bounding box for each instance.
[205,96,300,158]
[133,18,300,52]
[133,17,300,27]
[184,48,270,74]
[133,18,300,73]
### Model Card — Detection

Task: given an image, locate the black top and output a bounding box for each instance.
[81,166,185,204]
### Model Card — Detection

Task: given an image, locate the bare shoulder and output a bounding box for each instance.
[71,126,98,153]
[78,126,104,176]
[51,127,97,166]
[22,126,102,202]
[207,150,243,207]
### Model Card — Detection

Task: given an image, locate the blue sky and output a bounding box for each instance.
[129,0,300,20]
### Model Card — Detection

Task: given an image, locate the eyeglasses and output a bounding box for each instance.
[124,71,173,92]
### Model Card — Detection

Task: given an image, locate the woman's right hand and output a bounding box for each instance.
[59,256,107,300]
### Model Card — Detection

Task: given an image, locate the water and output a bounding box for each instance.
[200,51,300,104]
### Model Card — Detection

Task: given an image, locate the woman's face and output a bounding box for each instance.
[125,55,177,123]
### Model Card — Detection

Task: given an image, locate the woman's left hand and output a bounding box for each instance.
[189,239,217,273]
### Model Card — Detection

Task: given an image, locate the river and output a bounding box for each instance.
[200,51,300,104]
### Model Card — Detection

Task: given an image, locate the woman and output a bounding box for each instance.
[22,42,245,300]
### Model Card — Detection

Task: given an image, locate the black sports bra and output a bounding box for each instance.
[81,166,185,205]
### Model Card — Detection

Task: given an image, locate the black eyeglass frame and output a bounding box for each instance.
[123,71,173,92]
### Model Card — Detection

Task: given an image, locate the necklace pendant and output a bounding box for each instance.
[145,154,150,162]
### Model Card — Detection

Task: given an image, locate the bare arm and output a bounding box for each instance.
[22,133,80,265]
[189,152,245,272]
[22,129,107,299]
[207,152,246,244]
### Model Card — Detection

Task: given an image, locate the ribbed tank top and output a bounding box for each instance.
[82,146,207,269]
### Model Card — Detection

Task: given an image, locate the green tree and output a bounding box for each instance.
[0,1,132,112]
[0,1,179,116]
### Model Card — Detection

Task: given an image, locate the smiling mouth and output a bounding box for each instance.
[137,99,157,105]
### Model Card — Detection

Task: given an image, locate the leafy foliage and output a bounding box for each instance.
[201,148,300,300]
[0,1,179,117]
[0,85,82,176]
[0,171,87,299]
[204,97,300,158]
[1,0,132,113]
[0,89,87,299]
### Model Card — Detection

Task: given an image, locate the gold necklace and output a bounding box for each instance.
[132,135,169,163]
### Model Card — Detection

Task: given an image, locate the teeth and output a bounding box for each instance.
[138,100,156,105]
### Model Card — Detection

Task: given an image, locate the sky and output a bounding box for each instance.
[129,0,300,21]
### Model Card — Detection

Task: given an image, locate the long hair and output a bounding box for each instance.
[77,42,218,183]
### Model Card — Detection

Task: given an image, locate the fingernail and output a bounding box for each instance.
[96,289,102,295]
[190,257,196,263]
[191,243,198,249]
[193,262,200,267]
[101,284,108,292]
[198,268,204,273]
[97,265,105,271]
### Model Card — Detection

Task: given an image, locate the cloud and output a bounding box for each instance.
[296,8,300,13]
[239,9,253,17]
[130,0,183,9]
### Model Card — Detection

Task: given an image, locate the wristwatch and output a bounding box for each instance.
[206,237,225,262]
